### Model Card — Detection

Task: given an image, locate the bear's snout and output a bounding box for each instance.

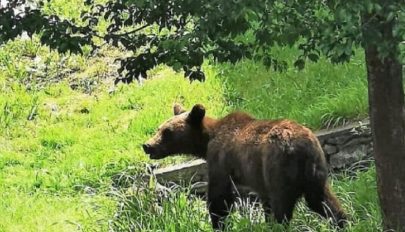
[142,143,153,154]
[143,143,163,159]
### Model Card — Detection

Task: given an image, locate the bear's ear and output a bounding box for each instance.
[188,104,205,125]
[173,103,186,115]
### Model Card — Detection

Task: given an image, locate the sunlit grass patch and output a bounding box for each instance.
[220,47,368,129]
[0,189,114,232]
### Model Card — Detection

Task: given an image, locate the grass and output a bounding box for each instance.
[0,37,227,231]
[0,189,114,232]
[108,166,381,232]
[0,4,379,230]
[220,46,368,129]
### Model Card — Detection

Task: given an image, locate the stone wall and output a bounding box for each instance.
[317,120,372,169]
[150,120,373,193]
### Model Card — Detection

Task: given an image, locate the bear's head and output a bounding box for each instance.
[143,104,207,159]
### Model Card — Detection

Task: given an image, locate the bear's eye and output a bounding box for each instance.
[162,128,173,137]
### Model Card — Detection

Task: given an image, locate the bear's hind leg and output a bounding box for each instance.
[267,190,301,225]
[304,182,347,228]
[207,176,235,230]
[263,184,302,224]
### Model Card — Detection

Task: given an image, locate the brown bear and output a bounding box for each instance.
[143,104,347,230]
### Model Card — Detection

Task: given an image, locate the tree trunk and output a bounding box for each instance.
[364,18,405,231]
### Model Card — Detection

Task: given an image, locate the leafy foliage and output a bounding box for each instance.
[0,1,93,53]
[2,0,403,82]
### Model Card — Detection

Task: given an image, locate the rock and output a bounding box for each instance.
[153,159,208,184]
[326,135,351,145]
[323,144,338,155]
[329,144,369,169]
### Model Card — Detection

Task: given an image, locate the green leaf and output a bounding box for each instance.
[294,58,305,70]
[308,53,319,62]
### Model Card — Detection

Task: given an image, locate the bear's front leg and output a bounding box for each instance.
[207,174,234,230]
[262,201,273,223]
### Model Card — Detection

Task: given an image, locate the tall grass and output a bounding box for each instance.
[220,47,368,129]
[109,167,381,232]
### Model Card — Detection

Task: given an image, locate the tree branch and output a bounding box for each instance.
[90,23,151,41]
[111,24,150,37]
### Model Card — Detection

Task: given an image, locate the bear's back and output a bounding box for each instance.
[206,112,324,193]
[210,112,317,147]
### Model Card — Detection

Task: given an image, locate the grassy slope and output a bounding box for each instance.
[221,46,368,129]
[0,40,226,230]
[0,38,379,231]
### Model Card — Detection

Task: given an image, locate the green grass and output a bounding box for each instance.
[109,167,381,232]
[0,37,227,231]
[0,189,114,232]
[220,46,368,129]
[0,9,378,230]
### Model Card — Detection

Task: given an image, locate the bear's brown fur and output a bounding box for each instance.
[143,104,347,230]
